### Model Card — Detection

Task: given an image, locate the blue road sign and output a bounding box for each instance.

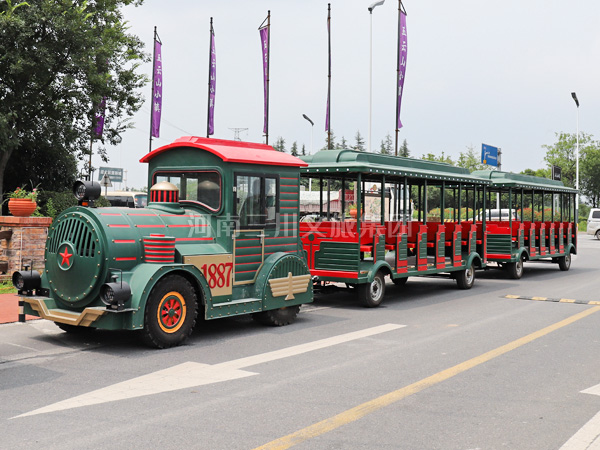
[481,144,498,167]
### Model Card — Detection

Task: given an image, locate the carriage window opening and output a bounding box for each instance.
[235,174,279,228]
[154,171,221,211]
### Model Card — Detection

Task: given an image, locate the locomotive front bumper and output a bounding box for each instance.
[21,296,108,327]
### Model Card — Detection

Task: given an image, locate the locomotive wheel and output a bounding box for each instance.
[252,305,300,326]
[506,259,523,279]
[358,271,386,307]
[392,276,408,286]
[142,275,198,349]
[55,323,96,334]
[558,253,571,271]
[456,263,475,289]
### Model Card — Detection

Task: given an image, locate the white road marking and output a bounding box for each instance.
[559,384,600,450]
[13,323,404,419]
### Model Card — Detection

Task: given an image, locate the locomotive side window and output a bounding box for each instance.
[235,174,279,228]
[154,171,221,211]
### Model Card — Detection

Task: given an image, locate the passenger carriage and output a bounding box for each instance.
[299,149,491,307]
[471,170,577,278]
[14,137,312,348]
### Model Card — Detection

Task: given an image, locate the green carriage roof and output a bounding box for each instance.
[471,170,577,193]
[301,149,490,184]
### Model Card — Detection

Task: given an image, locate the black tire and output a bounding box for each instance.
[142,275,198,349]
[456,263,475,289]
[558,253,571,271]
[252,305,300,326]
[358,271,386,307]
[506,259,523,280]
[595,230,600,240]
[392,276,408,286]
[55,323,96,334]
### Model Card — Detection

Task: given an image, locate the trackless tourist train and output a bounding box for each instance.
[13,137,578,347]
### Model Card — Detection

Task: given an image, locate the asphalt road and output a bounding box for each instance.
[1,236,599,450]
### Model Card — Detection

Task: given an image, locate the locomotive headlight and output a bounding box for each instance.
[12,269,41,294]
[100,280,131,310]
[73,180,101,205]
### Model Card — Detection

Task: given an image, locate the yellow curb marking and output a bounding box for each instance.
[253,306,600,450]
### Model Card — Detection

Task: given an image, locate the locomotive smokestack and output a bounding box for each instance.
[150,181,179,203]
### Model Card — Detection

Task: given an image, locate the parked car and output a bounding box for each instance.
[587,208,600,239]
[104,191,148,208]
[476,209,520,221]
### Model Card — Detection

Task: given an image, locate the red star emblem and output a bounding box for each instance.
[59,246,73,267]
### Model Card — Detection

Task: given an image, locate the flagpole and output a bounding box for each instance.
[149,26,157,153]
[266,10,270,145]
[395,1,401,156]
[327,3,332,150]
[206,17,213,138]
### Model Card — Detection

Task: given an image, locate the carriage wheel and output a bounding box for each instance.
[456,263,475,289]
[253,305,301,326]
[142,275,197,349]
[506,258,523,279]
[358,271,386,307]
[558,253,571,271]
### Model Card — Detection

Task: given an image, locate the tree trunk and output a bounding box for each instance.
[0,148,14,215]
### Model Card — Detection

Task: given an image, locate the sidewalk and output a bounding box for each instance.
[0,293,40,324]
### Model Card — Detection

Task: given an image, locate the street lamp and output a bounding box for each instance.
[368,0,385,153]
[302,114,314,154]
[571,92,579,219]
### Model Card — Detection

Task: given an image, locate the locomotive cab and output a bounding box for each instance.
[15,137,312,348]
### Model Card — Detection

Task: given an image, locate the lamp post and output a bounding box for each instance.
[571,92,579,221]
[368,0,385,152]
[302,114,314,154]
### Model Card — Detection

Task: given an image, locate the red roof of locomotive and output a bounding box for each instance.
[140,136,308,167]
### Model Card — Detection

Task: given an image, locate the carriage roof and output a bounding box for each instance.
[471,170,577,193]
[301,149,490,184]
[140,136,308,168]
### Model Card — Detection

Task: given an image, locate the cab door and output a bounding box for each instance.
[233,174,279,286]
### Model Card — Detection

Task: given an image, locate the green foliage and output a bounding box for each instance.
[456,145,487,171]
[399,139,410,157]
[290,141,298,157]
[379,133,393,155]
[0,0,148,201]
[36,191,77,217]
[273,137,286,152]
[6,184,38,200]
[353,131,365,152]
[521,168,550,178]
[422,152,453,165]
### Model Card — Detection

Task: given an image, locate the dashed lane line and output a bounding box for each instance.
[505,295,600,305]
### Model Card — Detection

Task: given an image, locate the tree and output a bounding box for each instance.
[290,141,298,157]
[380,133,393,155]
[399,139,410,157]
[422,152,453,165]
[273,136,286,152]
[301,144,306,156]
[321,129,336,150]
[0,0,148,205]
[542,132,594,189]
[353,131,365,152]
[581,145,600,207]
[521,168,550,178]
[456,145,487,171]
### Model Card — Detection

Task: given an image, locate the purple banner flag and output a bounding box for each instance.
[151,39,163,138]
[259,25,269,135]
[208,27,216,136]
[397,11,407,129]
[94,97,106,138]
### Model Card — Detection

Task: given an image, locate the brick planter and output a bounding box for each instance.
[0,216,53,276]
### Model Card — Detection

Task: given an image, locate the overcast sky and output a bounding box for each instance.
[96,0,600,190]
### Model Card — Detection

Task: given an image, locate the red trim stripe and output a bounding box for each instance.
[175,237,214,241]
[114,240,136,244]
[101,213,122,216]
[116,257,137,261]
[167,224,208,228]
[128,213,157,217]
[108,224,130,228]
[137,224,166,228]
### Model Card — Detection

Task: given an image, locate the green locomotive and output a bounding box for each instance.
[13,137,313,348]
